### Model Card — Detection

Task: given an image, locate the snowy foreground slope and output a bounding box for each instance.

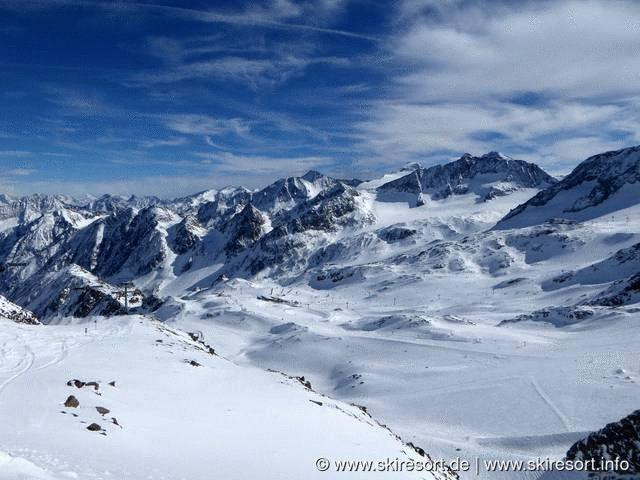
[0,316,452,480]
[2,148,640,479]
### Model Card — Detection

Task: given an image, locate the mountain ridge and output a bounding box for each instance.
[1,148,639,322]
[376,151,557,207]
[496,145,640,229]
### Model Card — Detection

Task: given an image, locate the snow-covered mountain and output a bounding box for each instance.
[0,170,379,316]
[377,152,557,206]
[497,145,640,229]
[3,147,640,479]
[78,193,165,214]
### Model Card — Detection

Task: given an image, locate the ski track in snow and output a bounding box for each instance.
[0,342,34,396]
[0,325,104,399]
[529,376,572,432]
[34,339,69,371]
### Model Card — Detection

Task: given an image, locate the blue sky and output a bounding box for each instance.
[1,0,640,197]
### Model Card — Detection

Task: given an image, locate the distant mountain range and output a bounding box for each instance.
[2,146,640,324]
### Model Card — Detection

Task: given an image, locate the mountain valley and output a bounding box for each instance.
[2,147,640,479]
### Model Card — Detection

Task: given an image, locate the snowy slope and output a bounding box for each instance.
[3,146,640,479]
[0,316,454,480]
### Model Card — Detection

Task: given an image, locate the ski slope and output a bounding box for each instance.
[0,316,451,480]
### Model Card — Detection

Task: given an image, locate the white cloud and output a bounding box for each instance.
[0,150,32,157]
[357,0,640,170]
[44,86,121,117]
[195,2,376,41]
[7,168,35,176]
[357,98,640,166]
[140,137,189,148]
[162,114,249,136]
[194,151,335,178]
[394,1,640,99]
[133,53,349,90]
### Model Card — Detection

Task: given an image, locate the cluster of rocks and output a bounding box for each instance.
[61,378,119,434]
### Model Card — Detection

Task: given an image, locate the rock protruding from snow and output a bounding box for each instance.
[588,272,640,307]
[566,409,640,476]
[497,145,640,229]
[377,152,556,206]
[543,242,640,293]
[499,306,595,327]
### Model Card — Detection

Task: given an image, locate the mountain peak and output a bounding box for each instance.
[480,151,511,161]
[394,162,421,173]
[301,170,324,182]
[377,152,556,205]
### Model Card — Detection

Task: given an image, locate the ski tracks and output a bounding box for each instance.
[0,333,74,398]
[0,318,133,398]
[0,343,34,395]
[529,376,572,432]
[34,339,69,371]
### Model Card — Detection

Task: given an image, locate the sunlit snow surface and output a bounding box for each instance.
[159,198,640,480]
[2,175,640,479]
[0,316,450,480]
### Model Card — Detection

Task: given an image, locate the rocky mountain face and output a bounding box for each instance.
[4,146,640,325]
[566,409,640,476]
[0,171,374,321]
[168,215,206,255]
[222,204,268,256]
[497,145,640,229]
[376,152,557,206]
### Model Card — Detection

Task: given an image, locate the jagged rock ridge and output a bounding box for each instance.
[377,152,557,206]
